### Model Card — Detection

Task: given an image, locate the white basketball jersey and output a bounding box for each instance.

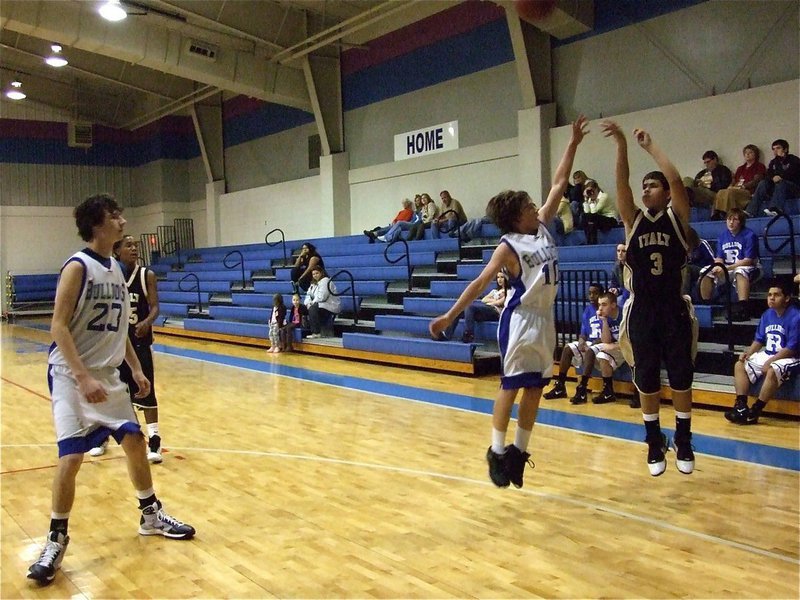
[501,227,559,313]
[49,249,130,370]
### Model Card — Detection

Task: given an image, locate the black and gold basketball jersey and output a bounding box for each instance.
[123,264,153,346]
[624,207,688,302]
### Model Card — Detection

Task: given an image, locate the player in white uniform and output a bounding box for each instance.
[430,116,589,489]
[28,195,194,588]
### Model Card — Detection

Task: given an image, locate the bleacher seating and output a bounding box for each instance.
[150,210,799,412]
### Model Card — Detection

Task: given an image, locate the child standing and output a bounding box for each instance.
[268,294,287,353]
[280,293,308,351]
[429,116,588,489]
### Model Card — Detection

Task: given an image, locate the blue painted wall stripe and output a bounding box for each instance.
[342,18,513,112]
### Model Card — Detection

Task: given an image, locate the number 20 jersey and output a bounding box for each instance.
[624,207,688,303]
[48,249,130,370]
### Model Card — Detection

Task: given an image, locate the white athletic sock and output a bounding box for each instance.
[136,487,155,501]
[147,423,159,438]
[514,427,532,453]
[51,511,70,520]
[491,428,507,455]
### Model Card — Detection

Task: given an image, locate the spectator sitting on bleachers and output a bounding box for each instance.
[683,150,732,208]
[684,227,714,299]
[582,179,618,244]
[456,213,494,243]
[407,193,440,241]
[364,198,415,243]
[725,279,800,425]
[378,201,423,243]
[267,293,287,353]
[431,190,467,238]
[441,271,507,343]
[590,292,626,405]
[746,139,800,217]
[699,208,759,321]
[304,266,341,339]
[279,293,308,352]
[542,282,604,403]
[608,243,629,305]
[291,242,325,292]
[712,144,766,220]
[565,170,588,227]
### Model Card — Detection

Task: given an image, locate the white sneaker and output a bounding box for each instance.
[763,208,778,217]
[88,441,108,457]
[27,531,69,585]
[376,235,387,242]
[307,333,321,339]
[139,501,195,539]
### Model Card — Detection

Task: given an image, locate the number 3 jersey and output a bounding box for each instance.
[49,249,130,370]
[624,207,688,303]
[123,264,153,347]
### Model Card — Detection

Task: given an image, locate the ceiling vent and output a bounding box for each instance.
[68,121,93,148]
[186,40,219,62]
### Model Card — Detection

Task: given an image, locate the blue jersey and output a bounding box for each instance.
[755,304,800,355]
[716,227,758,266]
[579,304,602,342]
[604,310,623,341]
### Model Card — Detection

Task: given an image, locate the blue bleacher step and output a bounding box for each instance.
[209,293,233,304]
[343,333,477,363]
[230,283,255,292]
[184,318,267,339]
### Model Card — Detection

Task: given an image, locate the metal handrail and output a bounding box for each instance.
[384,238,412,292]
[223,250,246,289]
[265,228,288,266]
[328,269,358,325]
[178,273,202,313]
[162,239,182,270]
[763,211,797,278]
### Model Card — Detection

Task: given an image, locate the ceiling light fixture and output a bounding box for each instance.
[45,44,69,68]
[99,0,127,22]
[5,80,26,100]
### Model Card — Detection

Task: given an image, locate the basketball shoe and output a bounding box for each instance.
[671,433,695,474]
[543,382,567,400]
[139,501,195,539]
[646,432,668,477]
[593,388,616,404]
[485,447,510,488]
[570,385,588,405]
[504,444,534,488]
[27,531,69,586]
[724,398,749,424]
[88,440,108,457]
[147,435,163,464]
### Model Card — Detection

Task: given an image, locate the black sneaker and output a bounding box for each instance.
[671,433,695,474]
[504,444,534,489]
[543,383,567,400]
[593,388,616,404]
[485,447,510,488]
[139,501,196,539]
[27,531,69,586]
[744,407,761,425]
[646,433,668,477]
[629,392,641,409]
[724,398,749,424]
[460,331,475,343]
[570,385,588,405]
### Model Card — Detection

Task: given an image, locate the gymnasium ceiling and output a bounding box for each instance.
[0,0,468,128]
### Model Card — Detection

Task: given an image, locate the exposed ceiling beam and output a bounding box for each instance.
[0,42,176,101]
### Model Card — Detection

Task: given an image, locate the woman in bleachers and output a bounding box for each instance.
[441,271,508,343]
[581,179,618,244]
[407,193,440,241]
[712,144,766,220]
[304,266,341,339]
[291,242,325,293]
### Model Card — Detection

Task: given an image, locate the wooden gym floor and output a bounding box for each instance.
[1,321,798,599]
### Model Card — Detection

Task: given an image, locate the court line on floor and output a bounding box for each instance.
[153,344,800,471]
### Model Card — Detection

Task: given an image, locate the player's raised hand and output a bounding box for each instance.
[633,128,653,150]
[570,114,589,145]
[600,120,624,139]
